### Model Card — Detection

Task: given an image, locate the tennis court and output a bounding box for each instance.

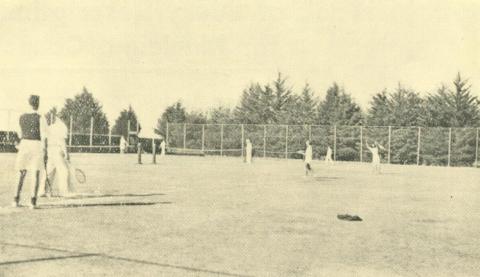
[1,154,479,276]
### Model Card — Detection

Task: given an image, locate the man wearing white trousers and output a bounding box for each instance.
[304,140,313,176]
[42,116,74,197]
[245,138,252,164]
[13,95,47,209]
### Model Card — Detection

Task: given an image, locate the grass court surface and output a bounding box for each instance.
[1,154,479,276]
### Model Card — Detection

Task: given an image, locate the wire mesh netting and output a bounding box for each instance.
[1,112,480,168]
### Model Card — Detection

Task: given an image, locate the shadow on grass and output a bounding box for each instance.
[37,201,172,209]
[64,192,166,199]
[312,176,342,181]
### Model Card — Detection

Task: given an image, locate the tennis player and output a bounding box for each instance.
[42,116,75,197]
[245,138,252,164]
[160,139,166,157]
[325,146,333,164]
[304,140,313,176]
[366,141,384,173]
[120,136,127,154]
[13,95,47,209]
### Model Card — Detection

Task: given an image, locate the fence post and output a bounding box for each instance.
[201,124,205,152]
[388,126,392,164]
[416,127,421,165]
[183,123,186,150]
[6,110,10,142]
[476,128,479,167]
[108,128,112,146]
[89,117,94,146]
[333,125,337,161]
[263,125,267,158]
[360,126,363,162]
[137,142,142,164]
[220,124,224,156]
[285,125,288,159]
[448,128,452,167]
[69,116,73,146]
[241,124,244,159]
[165,122,169,148]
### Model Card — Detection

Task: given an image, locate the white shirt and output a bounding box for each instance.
[305,145,313,163]
[48,120,68,148]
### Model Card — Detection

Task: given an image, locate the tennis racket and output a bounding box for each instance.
[74,168,86,184]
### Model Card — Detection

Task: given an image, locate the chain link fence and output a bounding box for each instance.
[166,123,480,168]
[1,108,479,168]
[0,110,161,154]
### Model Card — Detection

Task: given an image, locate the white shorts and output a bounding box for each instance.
[15,140,44,172]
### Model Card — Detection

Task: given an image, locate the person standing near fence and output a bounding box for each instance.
[160,139,166,157]
[12,95,47,209]
[325,146,333,164]
[366,141,384,174]
[245,138,252,164]
[304,140,313,176]
[120,136,127,154]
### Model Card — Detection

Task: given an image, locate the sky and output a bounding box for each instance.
[0,0,479,132]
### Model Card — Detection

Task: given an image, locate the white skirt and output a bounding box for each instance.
[15,140,44,172]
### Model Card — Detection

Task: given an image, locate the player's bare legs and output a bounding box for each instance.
[13,170,27,207]
[30,170,41,209]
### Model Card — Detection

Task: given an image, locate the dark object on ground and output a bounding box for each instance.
[167,148,205,157]
[337,214,362,221]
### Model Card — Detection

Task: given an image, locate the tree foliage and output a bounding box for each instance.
[112,105,141,139]
[59,87,109,134]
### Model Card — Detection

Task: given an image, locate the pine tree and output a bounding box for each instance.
[112,105,141,139]
[294,83,318,125]
[59,87,109,134]
[317,83,362,125]
[155,101,187,136]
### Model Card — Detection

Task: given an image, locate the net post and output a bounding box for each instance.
[263,125,267,158]
[476,128,479,167]
[333,125,337,161]
[137,142,142,164]
[127,119,131,144]
[220,124,224,157]
[360,126,363,162]
[416,127,421,165]
[388,126,392,164]
[89,117,94,146]
[69,115,73,146]
[183,123,186,151]
[152,138,156,164]
[201,124,205,152]
[448,127,452,167]
[241,124,244,159]
[285,125,288,159]
[165,122,169,148]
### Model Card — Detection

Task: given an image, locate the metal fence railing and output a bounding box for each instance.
[1,109,479,168]
[0,110,160,154]
[165,123,480,168]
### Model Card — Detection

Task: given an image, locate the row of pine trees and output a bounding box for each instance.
[37,72,479,166]
[157,72,479,129]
